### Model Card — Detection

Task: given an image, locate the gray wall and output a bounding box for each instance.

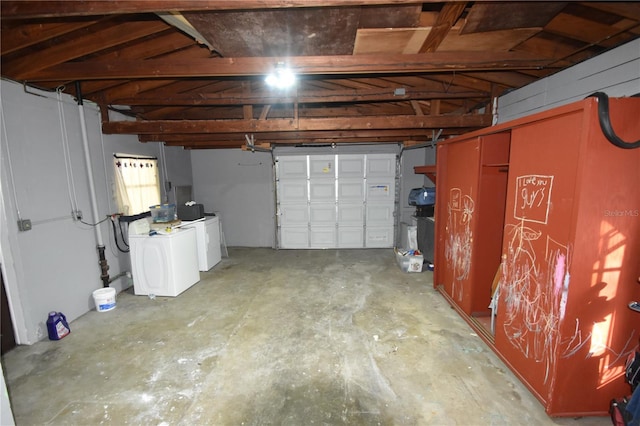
[191,149,275,247]
[399,145,435,225]
[498,38,640,122]
[0,79,192,344]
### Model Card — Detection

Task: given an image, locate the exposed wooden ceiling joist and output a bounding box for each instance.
[103,114,492,135]
[0,1,429,19]
[21,52,551,82]
[112,89,488,106]
[2,1,637,149]
[139,128,461,143]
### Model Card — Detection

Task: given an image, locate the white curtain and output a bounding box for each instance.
[113,156,161,215]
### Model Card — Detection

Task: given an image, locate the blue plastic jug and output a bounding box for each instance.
[46,311,70,340]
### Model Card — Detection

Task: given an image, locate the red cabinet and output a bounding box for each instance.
[433,132,510,319]
[422,97,640,416]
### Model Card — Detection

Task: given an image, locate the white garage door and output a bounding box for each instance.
[276,153,397,249]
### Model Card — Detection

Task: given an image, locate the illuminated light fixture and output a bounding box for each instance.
[265,63,296,89]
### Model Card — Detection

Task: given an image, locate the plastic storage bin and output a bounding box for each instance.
[394,248,423,273]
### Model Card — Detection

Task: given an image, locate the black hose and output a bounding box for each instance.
[587,92,640,149]
[110,216,129,253]
[118,220,129,248]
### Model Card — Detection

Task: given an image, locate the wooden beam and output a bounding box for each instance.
[430,99,441,115]
[4,20,170,79]
[411,100,424,116]
[21,52,552,81]
[109,88,489,106]
[259,105,272,120]
[419,2,467,53]
[1,1,428,19]
[0,19,100,55]
[138,127,462,142]
[103,114,492,134]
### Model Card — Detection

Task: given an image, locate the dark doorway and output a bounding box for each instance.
[1,267,17,354]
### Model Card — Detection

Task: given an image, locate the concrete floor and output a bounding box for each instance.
[2,248,605,425]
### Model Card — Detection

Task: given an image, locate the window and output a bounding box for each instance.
[113,155,161,215]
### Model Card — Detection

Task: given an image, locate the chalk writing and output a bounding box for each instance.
[445,189,474,302]
[514,175,554,224]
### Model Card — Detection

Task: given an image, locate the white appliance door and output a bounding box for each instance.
[167,229,200,295]
[205,217,221,269]
[134,236,171,296]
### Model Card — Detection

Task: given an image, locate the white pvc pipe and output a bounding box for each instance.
[77,102,104,246]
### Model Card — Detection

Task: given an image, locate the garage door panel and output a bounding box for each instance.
[367,154,396,177]
[338,227,364,248]
[366,179,395,201]
[366,203,394,225]
[338,204,364,225]
[309,155,336,178]
[280,205,309,226]
[338,179,364,200]
[366,227,394,247]
[280,226,309,248]
[309,180,336,202]
[278,156,307,179]
[310,204,336,223]
[279,180,308,203]
[310,226,337,248]
[277,153,396,249]
[338,155,365,178]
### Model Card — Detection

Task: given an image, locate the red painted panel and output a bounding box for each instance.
[547,98,640,414]
[438,138,480,313]
[495,110,583,404]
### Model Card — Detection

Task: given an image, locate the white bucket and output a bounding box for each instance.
[93,287,116,312]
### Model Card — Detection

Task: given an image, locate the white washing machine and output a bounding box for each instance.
[129,227,200,297]
[181,216,222,271]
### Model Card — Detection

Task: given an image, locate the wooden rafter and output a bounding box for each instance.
[20,52,552,82]
[419,2,467,53]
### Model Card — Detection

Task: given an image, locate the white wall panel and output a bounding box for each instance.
[498,39,640,122]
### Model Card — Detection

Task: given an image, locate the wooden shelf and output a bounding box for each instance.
[414,164,436,183]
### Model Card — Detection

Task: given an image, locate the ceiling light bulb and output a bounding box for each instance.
[265,65,296,89]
